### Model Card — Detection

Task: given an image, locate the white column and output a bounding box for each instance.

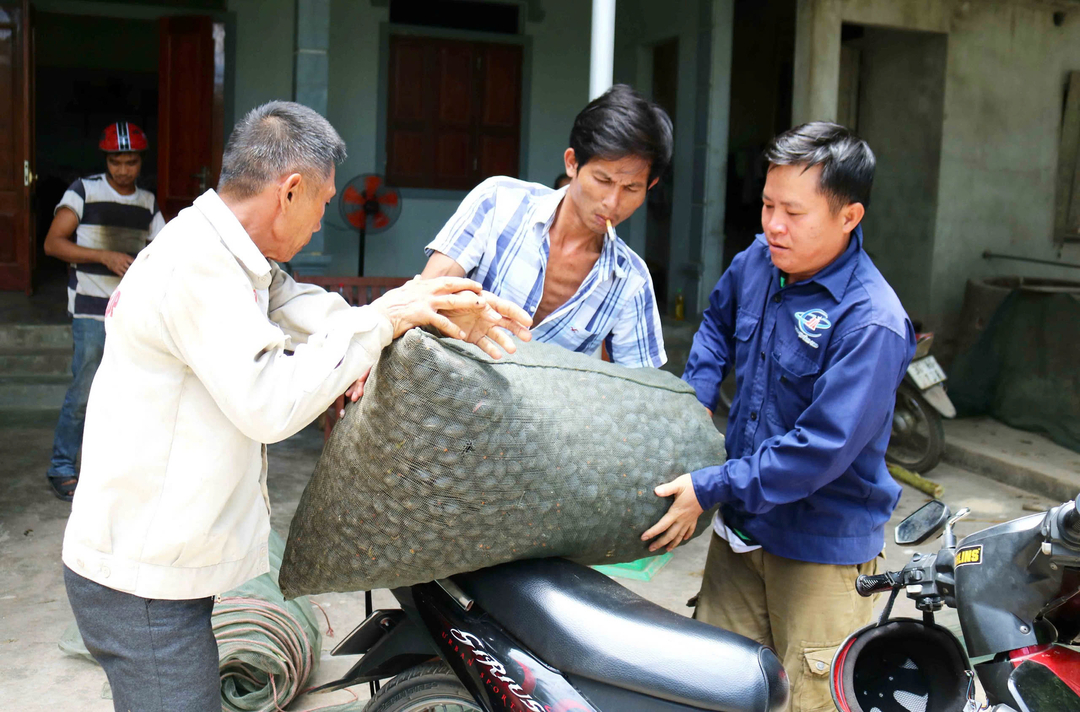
[589,0,616,100]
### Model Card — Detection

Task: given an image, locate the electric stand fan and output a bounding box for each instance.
[339,174,402,275]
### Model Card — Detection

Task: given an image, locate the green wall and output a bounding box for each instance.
[228,0,295,121]
[321,0,593,278]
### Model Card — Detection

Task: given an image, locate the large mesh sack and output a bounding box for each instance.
[279,329,724,599]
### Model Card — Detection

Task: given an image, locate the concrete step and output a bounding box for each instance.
[0,323,72,350]
[0,347,71,376]
[0,408,61,428]
[943,417,1080,503]
[0,375,72,410]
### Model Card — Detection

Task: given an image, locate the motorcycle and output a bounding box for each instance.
[309,556,790,711]
[887,330,956,474]
[832,495,1080,712]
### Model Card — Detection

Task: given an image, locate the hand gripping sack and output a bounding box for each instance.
[279,329,724,598]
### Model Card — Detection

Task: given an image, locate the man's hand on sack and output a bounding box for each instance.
[371,276,532,358]
[642,473,704,552]
[343,278,533,413]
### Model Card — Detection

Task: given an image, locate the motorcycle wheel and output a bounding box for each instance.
[887,382,945,474]
[365,660,482,712]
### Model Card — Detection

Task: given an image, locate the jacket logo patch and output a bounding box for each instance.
[794,308,831,349]
[955,545,983,567]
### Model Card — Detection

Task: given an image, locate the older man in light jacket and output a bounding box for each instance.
[61,101,532,712]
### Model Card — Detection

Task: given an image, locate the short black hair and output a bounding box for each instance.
[569,84,673,184]
[553,172,570,189]
[764,122,875,211]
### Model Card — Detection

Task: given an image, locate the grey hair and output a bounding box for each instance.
[217,101,347,199]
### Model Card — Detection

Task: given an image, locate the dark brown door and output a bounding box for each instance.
[477,43,521,179]
[386,35,522,190]
[0,0,34,293]
[157,16,224,220]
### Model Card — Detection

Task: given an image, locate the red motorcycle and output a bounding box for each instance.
[832,495,1080,711]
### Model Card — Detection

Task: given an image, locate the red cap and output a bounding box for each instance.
[99,122,149,152]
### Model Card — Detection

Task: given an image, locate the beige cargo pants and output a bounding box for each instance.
[694,532,880,711]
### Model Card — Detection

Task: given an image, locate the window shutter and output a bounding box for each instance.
[477,42,522,180]
[386,35,522,190]
[433,42,476,189]
[386,36,432,187]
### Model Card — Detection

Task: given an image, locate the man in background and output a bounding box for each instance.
[42,122,164,501]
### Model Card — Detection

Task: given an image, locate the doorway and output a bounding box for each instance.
[34,12,160,284]
[0,4,228,295]
[722,0,796,270]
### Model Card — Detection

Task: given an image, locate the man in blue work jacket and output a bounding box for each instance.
[643,122,916,711]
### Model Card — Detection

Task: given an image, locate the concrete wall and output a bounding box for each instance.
[793,0,1080,341]
[321,0,592,278]
[614,0,704,306]
[929,2,1080,332]
[852,27,947,320]
[228,0,295,120]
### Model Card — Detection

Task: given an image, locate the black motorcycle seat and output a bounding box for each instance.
[453,557,788,712]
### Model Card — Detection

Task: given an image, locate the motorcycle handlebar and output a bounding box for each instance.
[856,572,901,597]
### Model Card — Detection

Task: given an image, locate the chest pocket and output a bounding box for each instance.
[732,309,760,366]
[767,340,823,427]
[561,309,604,356]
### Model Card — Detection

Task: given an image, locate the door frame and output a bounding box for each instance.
[0,0,34,293]
[26,0,236,284]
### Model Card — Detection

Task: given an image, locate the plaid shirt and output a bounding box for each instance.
[426,177,666,368]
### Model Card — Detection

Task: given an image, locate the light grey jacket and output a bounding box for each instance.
[63,190,392,600]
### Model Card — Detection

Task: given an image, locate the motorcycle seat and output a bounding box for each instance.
[454,557,788,712]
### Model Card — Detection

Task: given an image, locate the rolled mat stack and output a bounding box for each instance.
[280,329,724,599]
[212,529,322,712]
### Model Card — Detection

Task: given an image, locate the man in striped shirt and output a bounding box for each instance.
[421,84,670,368]
[42,122,164,501]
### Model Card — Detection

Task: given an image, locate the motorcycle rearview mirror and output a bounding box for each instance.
[895,500,952,546]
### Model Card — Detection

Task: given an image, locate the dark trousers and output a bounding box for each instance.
[63,566,220,712]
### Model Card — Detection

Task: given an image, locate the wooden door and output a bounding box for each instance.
[157,16,224,220]
[0,0,34,293]
[386,35,522,190]
[477,43,521,179]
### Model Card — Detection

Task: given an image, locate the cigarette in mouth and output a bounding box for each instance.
[606,219,615,239]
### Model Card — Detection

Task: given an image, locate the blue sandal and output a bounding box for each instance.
[48,476,78,502]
